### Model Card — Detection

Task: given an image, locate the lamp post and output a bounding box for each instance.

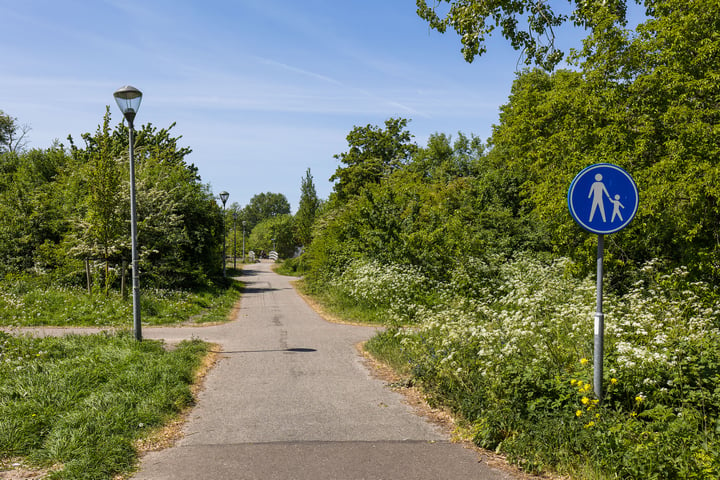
[219,191,229,277]
[242,220,246,263]
[233,212,238,270]
[113,85,143,341]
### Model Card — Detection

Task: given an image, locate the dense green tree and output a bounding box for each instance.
[329,118,416,202]
[0,111,13,151]
[294,168,320,247]
[0,145,73,275]
[121,121,222,286]
[0,110,30,153]
[0,110,223,287]
[67,108,125,291]
[485,0,720,281]
[306,129,541,288]
[241,192,291,232]
[408,132,484,181]
[248,214,295,259]
[622,0,720,278]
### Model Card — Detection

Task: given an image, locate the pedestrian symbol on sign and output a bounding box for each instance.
[568,163,638,235]
[588,173,610,222]
[610,195,624,222]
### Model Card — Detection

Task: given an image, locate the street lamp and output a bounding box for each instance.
[232,212,238,270]
[113,85,143,341]
[219,191,229,277]
[242,220,246,264]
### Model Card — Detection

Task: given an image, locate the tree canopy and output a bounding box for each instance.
[0,110,30,153]
[0,109,224,288]
[485,0,720,280]
[330,118,416,202]
[294,168,320,247]
[240,192,291,232]
[416,0,637,69]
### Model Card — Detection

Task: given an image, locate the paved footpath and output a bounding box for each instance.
[7,261,517,480]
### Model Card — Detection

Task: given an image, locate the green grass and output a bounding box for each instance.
[296,279,389,325]
[364,328,410,375]
[275,256,310,277]
[0,276,243,327]
[0,331,210,479]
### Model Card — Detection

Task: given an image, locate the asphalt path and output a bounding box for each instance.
[6,261,517,480]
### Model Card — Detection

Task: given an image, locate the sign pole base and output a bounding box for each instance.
[594,234,604,400]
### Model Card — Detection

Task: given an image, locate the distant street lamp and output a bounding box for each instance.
[233,212,238,270]
[219,191,229,277]
[242,220,246,263]
[113,85,143,341]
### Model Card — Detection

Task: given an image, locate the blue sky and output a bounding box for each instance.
[1,0,592,211]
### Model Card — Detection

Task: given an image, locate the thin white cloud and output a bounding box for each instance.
[254,58,344,86]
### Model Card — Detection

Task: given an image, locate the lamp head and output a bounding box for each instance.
[113,85,143,126]
[219,191,229,206]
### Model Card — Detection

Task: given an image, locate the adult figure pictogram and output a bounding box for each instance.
[588,173,611,222]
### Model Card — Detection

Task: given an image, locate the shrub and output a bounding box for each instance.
[361,254,720,478]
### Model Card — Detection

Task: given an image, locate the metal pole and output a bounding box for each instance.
[222,206,227,277]
[242,222,246,263]
[128,123,142,341]
[233,213,237,270]
[594,234,604,399]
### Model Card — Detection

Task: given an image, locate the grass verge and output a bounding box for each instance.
[364,328,410,375]
[0,331,210,480]
[293,279,389,325]
[0,276,243,327]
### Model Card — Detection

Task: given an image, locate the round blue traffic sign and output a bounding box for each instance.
[568,163,639,234]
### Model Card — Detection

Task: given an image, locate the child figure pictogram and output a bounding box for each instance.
[609,194,624,222]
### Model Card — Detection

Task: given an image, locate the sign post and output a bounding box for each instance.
[568,163,638,399]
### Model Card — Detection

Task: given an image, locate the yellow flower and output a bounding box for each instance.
[584,421,595,428]
[635,395,644,403]
[610,378,618,385]
[580,358,589,365]
[595,413,600,419]
[570,379,577,386]
[576,410,583,417]
[581,396,590,405]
